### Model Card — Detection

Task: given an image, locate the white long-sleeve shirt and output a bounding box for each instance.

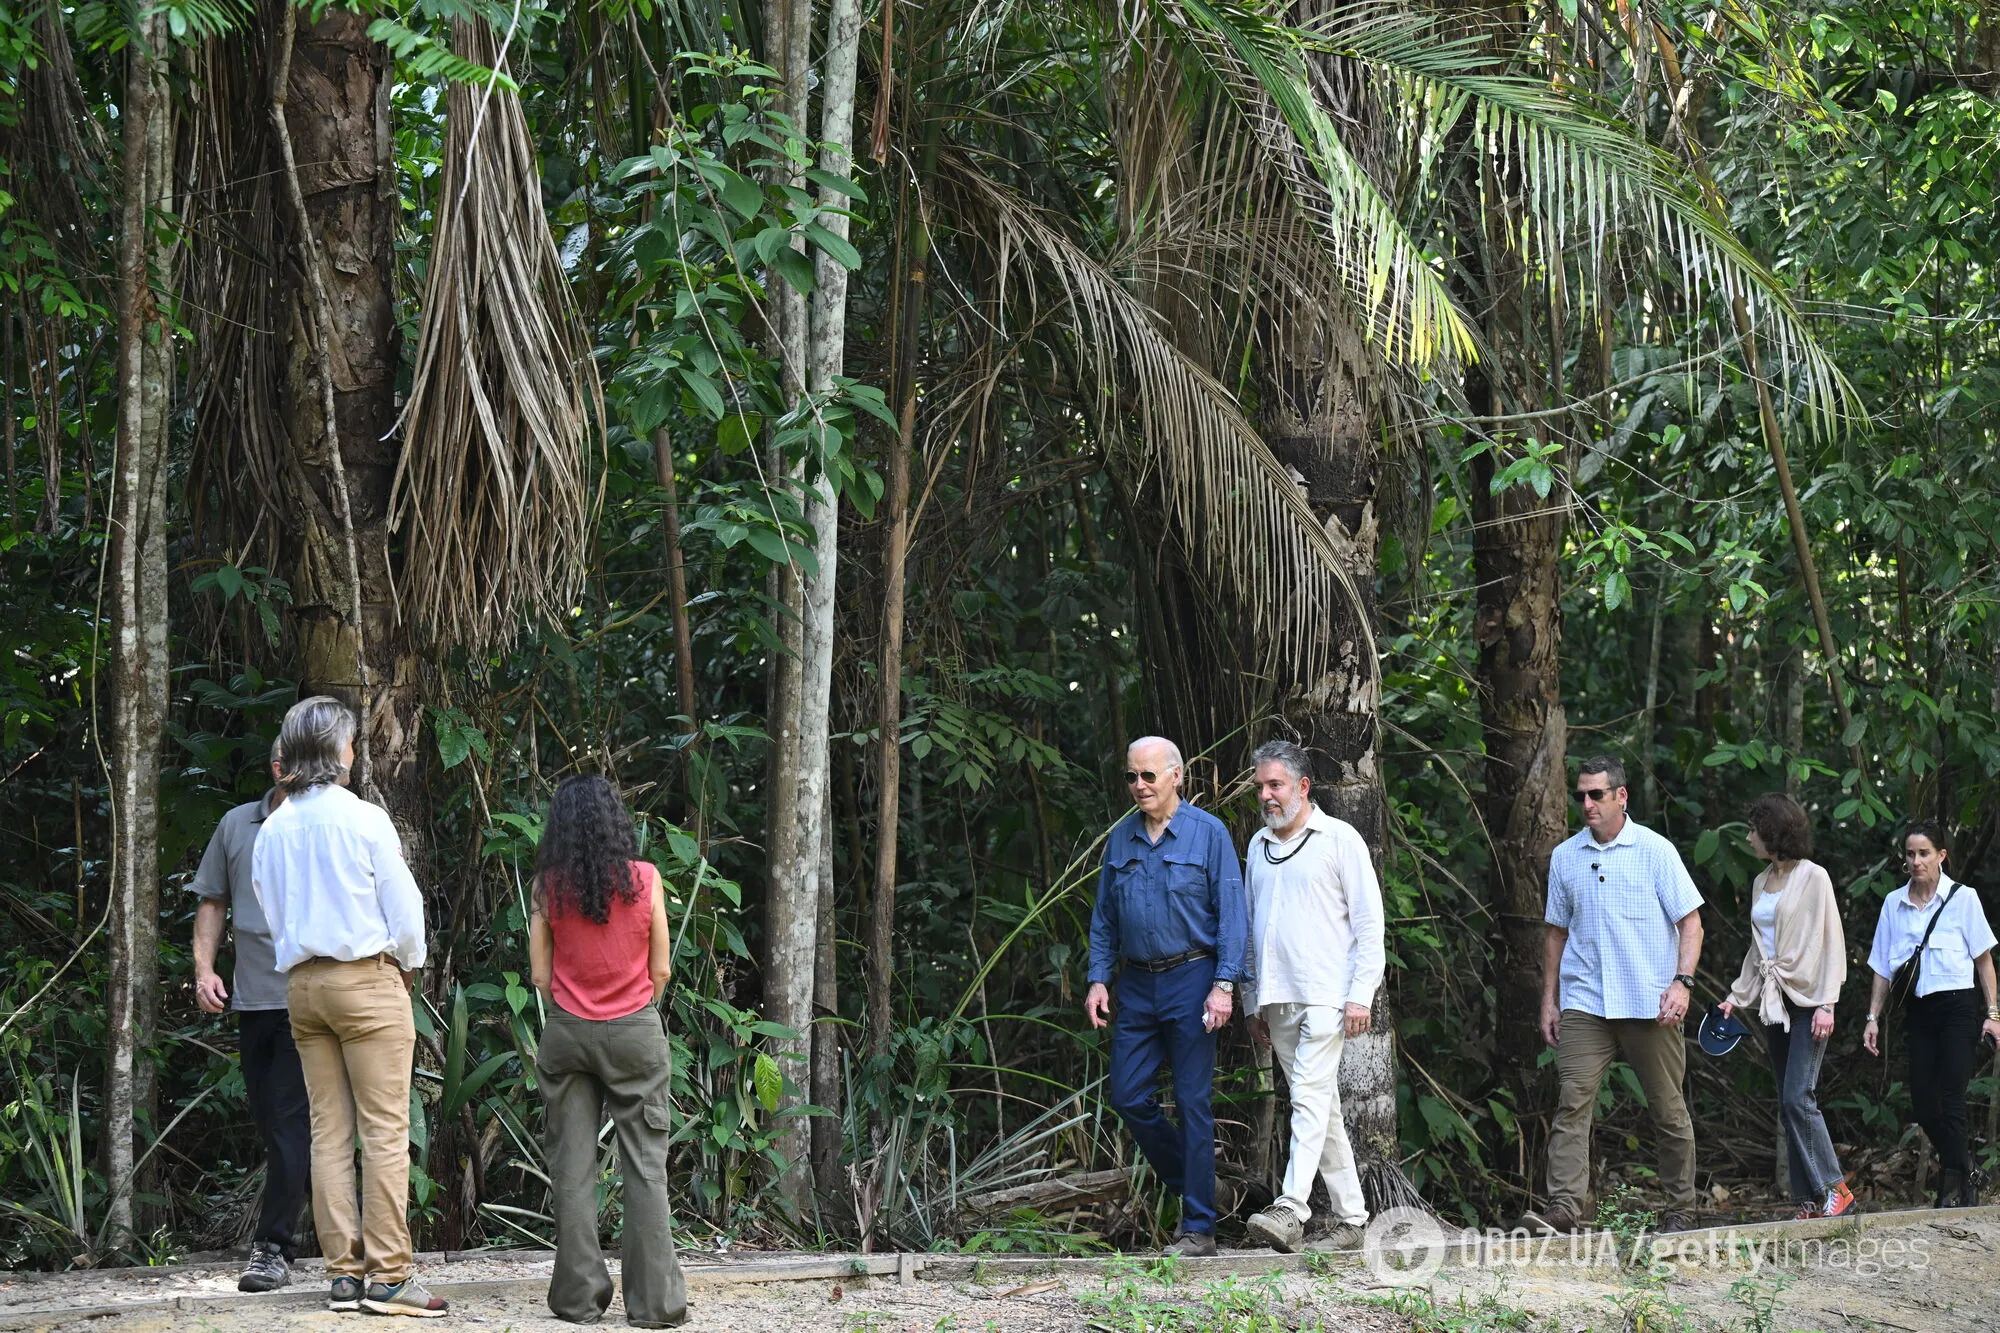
[1243,806,1385,1011]
[251,783,428,972]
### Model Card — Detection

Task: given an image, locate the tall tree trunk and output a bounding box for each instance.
[810,792,843,1198]
[1470,433,1569,1100]
[868,143,933,1067]
[104,9,176,1253]
[274,10,424,854]
[764,0,865,1209]
[1264,314,1416,1211]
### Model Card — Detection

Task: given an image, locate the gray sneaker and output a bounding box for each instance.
[328,1276,363,1311]
[1244,1208,1304,1253]
[1307,1222,1366,1252]
[237,1241,290,1293]
[360,1277,449,1318]
[1162,1228,1218,1258]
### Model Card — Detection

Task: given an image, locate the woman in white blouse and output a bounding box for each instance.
[1861,821,2000,1208]
[1719,793,1851,1219]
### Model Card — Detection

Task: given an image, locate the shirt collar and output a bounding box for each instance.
[1253,804,1334,846]
[1582,816,1642,851]
[253,788,282,823]
[1120,798,1201,847]
[1895,873,1956,908]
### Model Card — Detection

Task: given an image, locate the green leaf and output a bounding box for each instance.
[769,246,816,294]
[678,367,726,420]
[803,222,861,270]
[1693,828,1719,864]
[753,1051,782,1113]
[1841,716,1867,747]
[803,168,867,201]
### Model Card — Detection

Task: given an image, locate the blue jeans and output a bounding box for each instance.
[1108,958,1217,1233]
[1760,1002,1843,1200]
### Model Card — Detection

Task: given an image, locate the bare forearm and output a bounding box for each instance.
[1675,911,1703,976]
[1867,973,1890,1015]
[1543,927,1567,1003]
[1978,954,1997,1010]
[193,900,226,975]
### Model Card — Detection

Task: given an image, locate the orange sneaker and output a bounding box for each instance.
[1821,1181,1857,1218]
[1793,1199,1823,1220]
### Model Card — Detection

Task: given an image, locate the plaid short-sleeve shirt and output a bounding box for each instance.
[1545,817,1704,1020]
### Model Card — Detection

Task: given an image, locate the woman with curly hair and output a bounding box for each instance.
[529,776,685,1326]
[1719,793,1852,1219]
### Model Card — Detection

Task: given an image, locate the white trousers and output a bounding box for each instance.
[1264,1001,1367,1226]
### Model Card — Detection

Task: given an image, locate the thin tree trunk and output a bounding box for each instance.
[1641,586,1666,815]
[653,426,700,734]
[766,0,865,1210]
[810,786,842,1197]
[104,8,176,1252]
[868,161,931,1064]
[1264,313,1416,1211]
[4,314,16,526]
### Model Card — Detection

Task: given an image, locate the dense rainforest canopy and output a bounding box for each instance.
[3,0,1999,1267]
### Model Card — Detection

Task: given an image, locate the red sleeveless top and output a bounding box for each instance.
[547,861,658,1020]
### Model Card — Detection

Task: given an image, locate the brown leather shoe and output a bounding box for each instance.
[1162,1228,1218,1257]
[1658,1210,1696,1234]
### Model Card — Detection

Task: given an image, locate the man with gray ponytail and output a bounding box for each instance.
[1238,739,1384,1254]
[252,696,444,1317]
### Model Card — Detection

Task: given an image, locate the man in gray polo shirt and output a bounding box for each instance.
[191,747,309,1292]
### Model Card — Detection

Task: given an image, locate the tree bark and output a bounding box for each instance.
[274,10,424,853]
[868,151,932,1066]
[104,8,176,1253]
[654,426,700,740]
[1470,437,1569,1098]
[763,0,865,1210]
[1263,313,1415,1211]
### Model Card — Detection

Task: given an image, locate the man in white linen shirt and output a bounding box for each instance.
[252,696,447,1319]
[1240,740,1385,1254]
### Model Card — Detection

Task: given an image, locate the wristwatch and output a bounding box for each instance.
[1673,974,1696,990]
[1986,1006,2000,1021]
[1212,979,1234,994]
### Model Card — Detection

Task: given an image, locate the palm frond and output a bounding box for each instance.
[391,17,605,655]
[1305,2,1858,432]
[944,161,1373,684]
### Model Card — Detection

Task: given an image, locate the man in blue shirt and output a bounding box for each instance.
[1085,736,1247,1256]
[1520,755,1705,1237]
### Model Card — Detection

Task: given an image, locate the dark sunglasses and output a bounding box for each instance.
[1572,787,1616,804]
[1124,769,1163,785]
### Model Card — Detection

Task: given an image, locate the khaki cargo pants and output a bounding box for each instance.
[537,1003,686,1326]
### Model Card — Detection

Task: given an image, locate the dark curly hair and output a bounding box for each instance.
[536,776,641,925]
[1746,792,1813,861]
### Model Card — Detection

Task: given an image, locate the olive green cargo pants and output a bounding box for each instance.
[537,1004,686,1327]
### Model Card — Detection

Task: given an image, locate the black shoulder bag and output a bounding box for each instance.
[1887,883,1959,1014]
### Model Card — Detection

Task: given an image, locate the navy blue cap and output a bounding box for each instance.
[1698,1003,1753,1057]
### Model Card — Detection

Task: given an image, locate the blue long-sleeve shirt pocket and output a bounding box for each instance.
[1086,806,1246,985]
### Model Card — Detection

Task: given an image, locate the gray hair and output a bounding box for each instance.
[1251,739,1312,784]
[277,696,357,793]
[1576,755,1627,790]
[1127,735,1184,771]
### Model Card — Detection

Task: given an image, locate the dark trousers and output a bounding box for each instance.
[1107,959,1217,1234]
[239,1008,312,1256]
[537,1004,686,1326]
[1906,987,1983,1173]
[1759,1002,1843,1200]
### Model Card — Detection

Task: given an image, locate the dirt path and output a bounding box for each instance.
[3,1207,1995,1332]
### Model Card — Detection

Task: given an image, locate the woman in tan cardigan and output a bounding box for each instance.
[1719,793,1853,1219]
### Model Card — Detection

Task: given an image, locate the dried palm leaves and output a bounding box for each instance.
[392,19,604,656]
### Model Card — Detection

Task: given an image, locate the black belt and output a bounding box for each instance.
[1124,947,1215,974]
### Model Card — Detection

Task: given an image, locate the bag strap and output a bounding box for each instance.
[1911,882,1960,960]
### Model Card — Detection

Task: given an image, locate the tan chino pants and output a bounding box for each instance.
[288,956,416,1283]
[1546,1008,1697,1215]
